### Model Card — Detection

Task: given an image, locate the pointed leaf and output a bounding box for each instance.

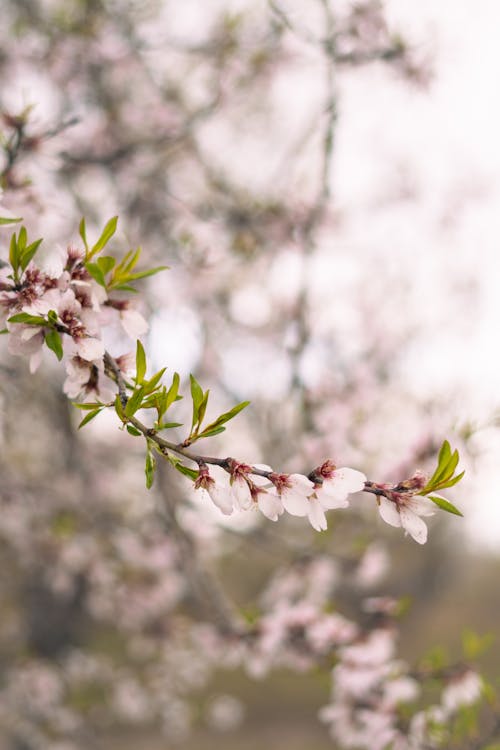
[190,374,204,427]
[145,448,156,489]
[127,424,142,437]
[85,262,107,288]
[124,386,145,417]
[8,313,46,325]
[135,340,147,384]
[429,495,463,517]
[78,408,103,429]
[201,400,250,433]
[20,238,43,271]
[90,216,118,256]
[0,216,22,225]
[97,255,115,275]
[45,329,63,360]
[79,217,89,252]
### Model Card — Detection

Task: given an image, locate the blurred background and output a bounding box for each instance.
[0,1,499,748]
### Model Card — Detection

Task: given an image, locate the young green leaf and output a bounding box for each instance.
[0,216,22,225]
[190,374,204,428]
[8,312,47,325]
[124,386,145,417]
[428,495,463,517]
[78,408,103,429]
[19,238,43,272]
[79,217,89,252]
[145,447,156,489]
[200,400,250,435]
[114,394,126,421]
[85,262,107,288]
[89,216,118,257]
[165,372,181,411]
[135,340,147,384]
[45,329,64,361]
[9,232,19,272]
[127,424,142,437]
[97,255,115,275]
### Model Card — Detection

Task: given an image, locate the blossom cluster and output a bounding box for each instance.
[1,240,144,400]
[319,601,484,750]
[195,460,367,531]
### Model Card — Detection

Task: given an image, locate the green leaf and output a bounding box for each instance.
[78,408,103,429]
[135,340,147,384]
[90,216,118,257]
[20,238,43,272]
[126,265,169,281]
[126,424,142,437]
[17,226,27,252]
[124,386,145,417]
[45,329,64,361]
[79,217,89,252]
[0,216,22,225]
[97,255,115,275]
[433,470,465,491]
[8,312,46,325]
[114,394,126,421]
[462,628,495,659]
[143,367,166,394]
[197,390,209,428]
[157,421,183,430]
[428,495,463,517]
[189,374,204,428]
[200,400,250,434]
[165,372,180,410]
[145,448,156,489]
[73,402,105,410]
[9,233,19,271]
[197,426,226,438]
[85,262,107,288]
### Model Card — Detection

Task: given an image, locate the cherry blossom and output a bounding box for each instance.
[441,669,482,711]
[377,494,436,544]
[315,462,367,509]
[194,468,234,515]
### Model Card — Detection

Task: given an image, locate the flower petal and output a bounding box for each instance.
[400,508,428,544]
[316,486,350,510]
[258,491,284,522]
[378,497,402,528]
[308,497,328,531]
[281,488,310,516]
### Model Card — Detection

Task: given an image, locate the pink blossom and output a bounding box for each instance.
[194,469,234,515]
[441,669,482,711]
[377,494,435,544]
[255,489,284,522]
[315,463,367,509]
[270,472,314,516]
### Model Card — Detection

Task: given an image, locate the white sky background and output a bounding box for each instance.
[147,0,500,548]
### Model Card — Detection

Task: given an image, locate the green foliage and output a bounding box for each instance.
[77,407,104,429]
[85,216,118,261]
[0,215,22,225]
[462,629,495,660]
[428,495,463,517]
[185,373,249,445]
[135,339,147,384]
[81,217,167,291]
[420,441,464,516]
[7,226,43,282]
[166,454,199,481]
[145,444,156,489]
[44,329,63,361]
